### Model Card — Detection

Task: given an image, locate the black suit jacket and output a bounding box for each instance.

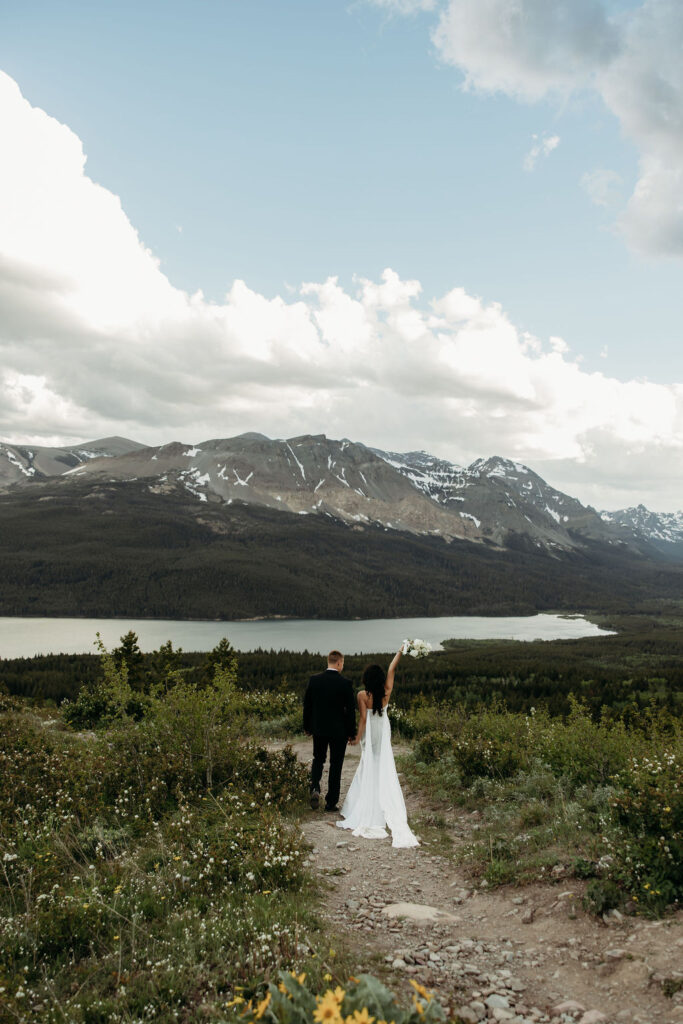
[303,669,356,740]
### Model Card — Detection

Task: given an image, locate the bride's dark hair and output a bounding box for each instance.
[362,663,386,716]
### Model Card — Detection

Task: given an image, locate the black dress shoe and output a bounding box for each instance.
[310,789,320,810]
[324,804,340,813]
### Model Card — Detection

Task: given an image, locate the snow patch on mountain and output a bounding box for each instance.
[601,505,683,545]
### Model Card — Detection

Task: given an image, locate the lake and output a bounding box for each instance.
[0,613,614,659]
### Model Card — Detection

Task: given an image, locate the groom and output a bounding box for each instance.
[303,649,356,812]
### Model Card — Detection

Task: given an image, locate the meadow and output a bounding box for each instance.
[1,619,682,1022]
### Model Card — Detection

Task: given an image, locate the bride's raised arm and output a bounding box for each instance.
[384,647,403,703]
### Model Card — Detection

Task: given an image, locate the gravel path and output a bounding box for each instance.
[284,738,683,1024]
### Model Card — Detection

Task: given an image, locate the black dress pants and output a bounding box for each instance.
[310,734,347,808]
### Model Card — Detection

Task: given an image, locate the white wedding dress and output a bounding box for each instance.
[336,706,419,848]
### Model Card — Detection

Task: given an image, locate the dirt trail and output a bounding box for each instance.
[285,739,683,1024]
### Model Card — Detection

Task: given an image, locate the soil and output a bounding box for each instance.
[284,738,683,1024]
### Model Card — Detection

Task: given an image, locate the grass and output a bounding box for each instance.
[0,691,342,1023]
[1,656,455,1024]
[2,631,682,1021]
[399,698,683,912]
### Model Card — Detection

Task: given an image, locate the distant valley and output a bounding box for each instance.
[0,432,681,619]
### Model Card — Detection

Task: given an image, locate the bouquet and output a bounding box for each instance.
[401,637,432,659]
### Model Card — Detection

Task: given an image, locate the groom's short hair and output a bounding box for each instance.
[327,650,344,665]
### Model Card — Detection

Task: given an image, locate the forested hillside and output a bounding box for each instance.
[0,479,681,619]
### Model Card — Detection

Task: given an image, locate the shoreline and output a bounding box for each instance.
[0,608,599,624]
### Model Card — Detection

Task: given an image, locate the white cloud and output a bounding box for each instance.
[428,0,683,256]
[432,0,618,101]
[0,71,681,511]
[524,132,561,171]
[581,167,623,207]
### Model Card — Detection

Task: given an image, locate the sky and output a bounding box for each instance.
[0,0,682,511]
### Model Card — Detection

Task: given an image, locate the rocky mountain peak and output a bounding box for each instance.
[1,430,680,559]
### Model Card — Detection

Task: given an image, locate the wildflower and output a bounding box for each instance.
[254,992,271,1019]
[314,992,343,1023]
[409,981,432,1003]
[349,1010,375,1024]
[332,987,346,1005]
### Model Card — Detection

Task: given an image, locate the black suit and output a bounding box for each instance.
[303,668,356,809]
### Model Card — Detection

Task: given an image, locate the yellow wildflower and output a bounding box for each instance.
[409,981,432,1003]
[350,1010,375,1024]
[324,974,333,982]
[313,992,343,1024]
[332,987,346,1005]
[254,992,271,1019]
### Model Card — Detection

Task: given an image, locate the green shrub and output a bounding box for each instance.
[62,633,149,729]
[604,748,683,912]
[413,731,452,763]
[535,698,634,787]
[583,878,622,915]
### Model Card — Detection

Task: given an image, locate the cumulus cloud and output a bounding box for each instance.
[432,0,618,101]
[524,133,561,171]
[426,0,683,256]
[0,71,681,511]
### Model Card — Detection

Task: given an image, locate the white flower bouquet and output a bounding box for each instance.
[401,637,432,659]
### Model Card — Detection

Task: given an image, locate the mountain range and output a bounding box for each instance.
[0,432,681,621]
[1,432,681,559]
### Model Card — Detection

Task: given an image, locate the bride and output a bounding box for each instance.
[336,647,419,848]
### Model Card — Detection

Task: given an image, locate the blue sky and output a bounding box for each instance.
[4,0,678,381]
[0,0,681,508]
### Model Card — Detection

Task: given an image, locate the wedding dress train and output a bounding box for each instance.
[336,708,418,848]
